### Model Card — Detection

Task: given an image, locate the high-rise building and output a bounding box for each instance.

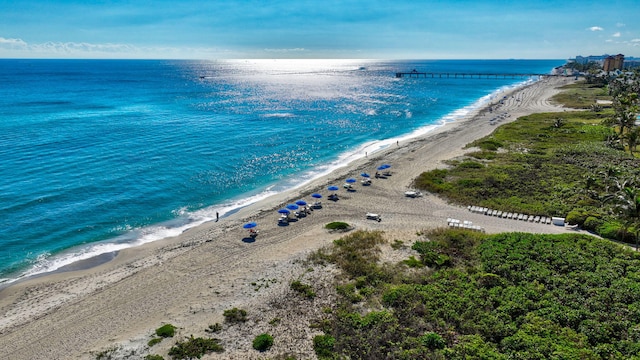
[603,54,625,71]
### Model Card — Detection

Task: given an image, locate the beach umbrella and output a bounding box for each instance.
[278,209,290,214]
[286,204,299,210]
[295,200,307,206]
[243,222,257,229]
[346,178,357,183]
[380,164,391,169]
[311,193,322,199]
[361,172,370,178]
[377,165,387,171]
[328,185,339,191]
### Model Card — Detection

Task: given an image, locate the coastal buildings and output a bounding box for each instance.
[603,54,624,71]
[572,53,639,69]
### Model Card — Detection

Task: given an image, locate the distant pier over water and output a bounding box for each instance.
[395,71,561,79]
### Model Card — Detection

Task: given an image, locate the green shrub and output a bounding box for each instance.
[403,256,424,268]
[144,355,164,360]
[459,160,485,169]
[155,324,176,338]
[474,139,504,151]
[565,210,587,226]
[223,307,247,323]
[252,333,274,352]
[598,221,622,240]
[325,222,350,231]
[336,283,364,303]
[421,332,446,350]
[313,334,336,359]
[290,280,316,299]
[148,337,163,347]
[168,336,224,359]
[583,216,602,231]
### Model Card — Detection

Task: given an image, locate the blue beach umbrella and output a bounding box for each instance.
[311,193,322,199]
[381,164,391,169]
[278,209,290,214]
[286,204,299,210]
[328,185,339,191]
[361,173,370,178]
[377,165,387,171]
[243,222,257,229]
[295,200,307,206]
[346,178,357,183]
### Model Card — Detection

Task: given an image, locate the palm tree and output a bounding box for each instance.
[598,165,620,193]
[605,181,640,220]
[611,93,639,138]
[625,126,640,155]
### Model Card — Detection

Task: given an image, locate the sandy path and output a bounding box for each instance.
[0,76,580,359]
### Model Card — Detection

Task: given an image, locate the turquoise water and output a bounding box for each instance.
[0,59,563,282]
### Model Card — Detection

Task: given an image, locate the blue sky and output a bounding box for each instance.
[0,0,639,59]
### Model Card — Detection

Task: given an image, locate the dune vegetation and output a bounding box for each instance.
[414,73,640,247]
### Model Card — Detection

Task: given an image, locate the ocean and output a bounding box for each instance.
[0,58,563,283]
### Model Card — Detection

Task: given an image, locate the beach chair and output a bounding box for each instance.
[534,216,540,223]
[528,215,534,222]
[497,211,502,217]
[312,201,322,209]
[366,213,381,222]
[404,190,423,198]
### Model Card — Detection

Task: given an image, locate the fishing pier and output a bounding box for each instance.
[395,71,558,79]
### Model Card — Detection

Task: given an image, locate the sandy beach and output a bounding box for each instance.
[0,76,581,359]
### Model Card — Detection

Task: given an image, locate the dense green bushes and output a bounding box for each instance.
[311,229,640,358]
[155,324,176,338]
[252,333,274,351]
[223,307,247,323]
[413,106,640,244]
[168,336,223,359]
[325,221,349,230]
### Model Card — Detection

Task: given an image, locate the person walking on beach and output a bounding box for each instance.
[216,212,219,222]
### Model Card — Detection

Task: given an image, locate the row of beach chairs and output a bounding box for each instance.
[468,206,553,224]
[447,218,485,232]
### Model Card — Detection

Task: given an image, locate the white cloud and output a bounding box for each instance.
[0,37,28,47]
[588,26,604,31]
[613,32,621,37]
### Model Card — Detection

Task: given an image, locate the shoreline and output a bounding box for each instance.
[0,76,534,287]
[0,75,579,359]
